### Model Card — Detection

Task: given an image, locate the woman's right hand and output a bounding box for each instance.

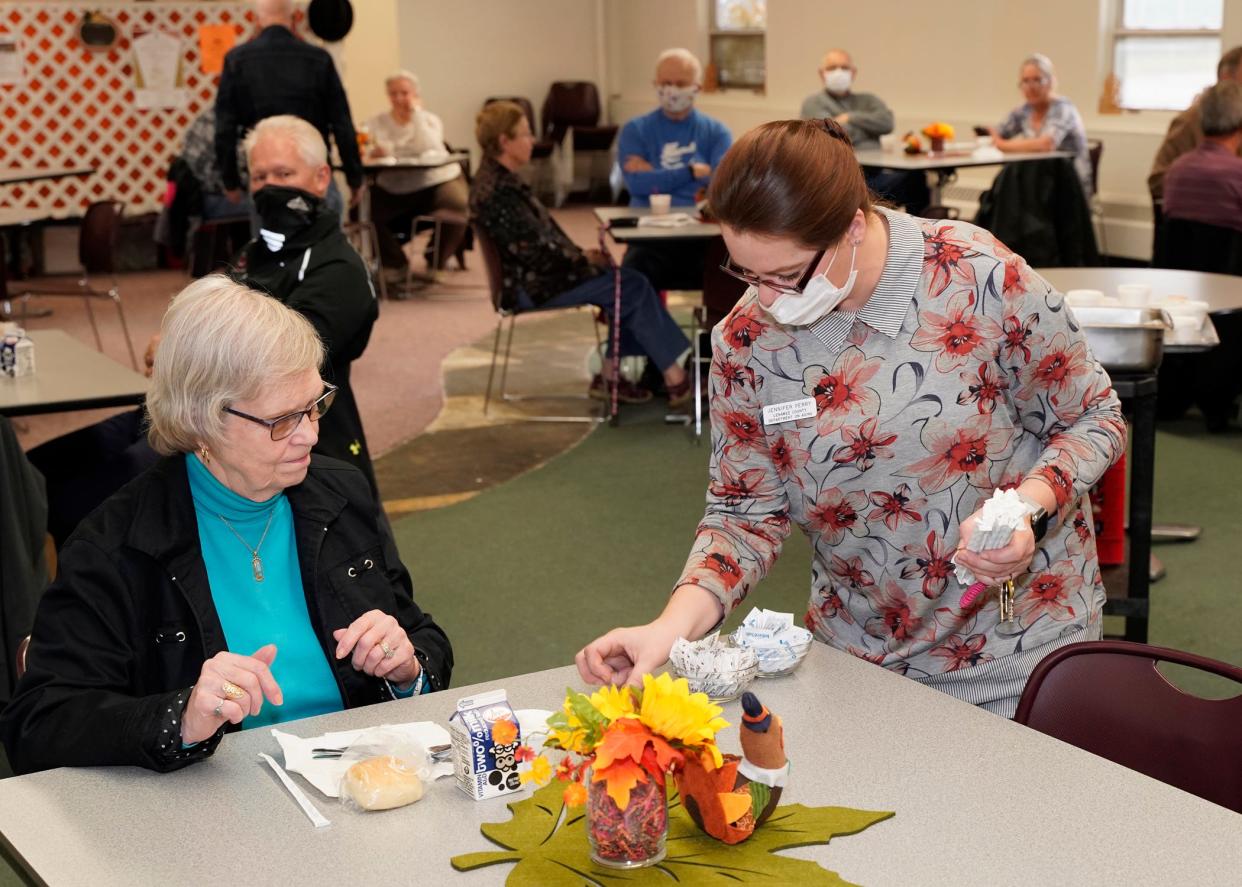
[181,644,283,745]
[575,623,682,687]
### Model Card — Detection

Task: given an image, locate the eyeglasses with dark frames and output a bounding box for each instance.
[719,247,827,296]
[224,384,338,441]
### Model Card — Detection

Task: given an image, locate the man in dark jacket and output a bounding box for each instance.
[234,114,379,495]
[214,0,363,216]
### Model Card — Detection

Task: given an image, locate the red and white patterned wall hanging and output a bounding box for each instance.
[0,2,257,219]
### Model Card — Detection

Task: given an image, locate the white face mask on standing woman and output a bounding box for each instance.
[657,84,698,115]
[763,241,860,326]
[823,68,853,95]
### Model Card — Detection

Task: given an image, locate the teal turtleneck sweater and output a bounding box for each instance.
[186,453,343,729]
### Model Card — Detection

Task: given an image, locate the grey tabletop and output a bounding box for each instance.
[854,148,1073,171]
[1038,266,1242,315]
[0,329,147,416]
[0,166,94,187]
[594,205,722,242]
[1,644,1238,887]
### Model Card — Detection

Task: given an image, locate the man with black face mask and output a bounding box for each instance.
[234,114,380,498]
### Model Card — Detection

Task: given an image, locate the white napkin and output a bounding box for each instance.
[637,212,698,228]
[953,489,1033,586]
[971,145,1004,161]
[273,709,554,799]
[273,722,452,799]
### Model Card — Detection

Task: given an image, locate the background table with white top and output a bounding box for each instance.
[355,152,471,226]
[593,205,721,242]
[855,148,1074,205]
[0,329,147,417]
[0,644,1237,886]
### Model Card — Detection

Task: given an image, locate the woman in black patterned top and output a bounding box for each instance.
[469,101,692,406]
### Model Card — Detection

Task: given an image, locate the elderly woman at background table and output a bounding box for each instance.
[577,118,1126,717]
[470,100,692,405]
[989,53,1093,195]
[0,277,452,774]
[365,69,469,283]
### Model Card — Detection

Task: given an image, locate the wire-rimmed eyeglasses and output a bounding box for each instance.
[224,384,338,441]
[719,247,827,296]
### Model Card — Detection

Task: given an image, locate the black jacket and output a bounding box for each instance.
[235,210,379,495]
[974,157,1101,268]
[213,25,362,192]
[0,455,452,775]
[0,416,48,707]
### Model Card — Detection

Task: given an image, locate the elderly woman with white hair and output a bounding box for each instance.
[365,69,469,284]
[0,277,452,774]
[990,53,1093,195]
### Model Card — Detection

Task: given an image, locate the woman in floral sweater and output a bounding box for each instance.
[576,118,1126,716]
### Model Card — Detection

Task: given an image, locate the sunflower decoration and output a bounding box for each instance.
[518,673,729,811]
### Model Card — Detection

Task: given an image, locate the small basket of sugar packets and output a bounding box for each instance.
[668,634,757,703]
[730,608,814,678]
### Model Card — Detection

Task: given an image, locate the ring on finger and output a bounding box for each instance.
[380,641,396,660]
[213,701,225,718]
[221,681,246,701]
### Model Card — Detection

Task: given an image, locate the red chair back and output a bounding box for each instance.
[471,223,509,314]
[541,81,602,141]
[79,200,124,274]
[1015,640,1242,812]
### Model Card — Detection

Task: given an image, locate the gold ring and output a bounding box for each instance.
[380,642,395,660]
[222,681,245,700]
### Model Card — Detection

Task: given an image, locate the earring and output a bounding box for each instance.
[198,445,210,465]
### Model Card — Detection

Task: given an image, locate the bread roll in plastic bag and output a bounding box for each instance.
[336,728,432,811]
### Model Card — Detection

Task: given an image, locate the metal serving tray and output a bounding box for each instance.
[1072,306,1172,373]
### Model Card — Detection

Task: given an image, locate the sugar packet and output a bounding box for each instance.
[668,634,757,700]
[731,608,813,675]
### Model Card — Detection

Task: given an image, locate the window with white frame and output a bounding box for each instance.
[709,0,765,90]
[1113,0,1223,110]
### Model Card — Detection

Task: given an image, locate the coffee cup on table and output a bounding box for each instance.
[649,193,672,215]
[1116,284,1151,307]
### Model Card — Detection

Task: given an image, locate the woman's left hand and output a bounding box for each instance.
[955,510,1036,586]
[333,610,421,685]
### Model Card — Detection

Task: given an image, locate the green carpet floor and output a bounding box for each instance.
[390,405,1242,692]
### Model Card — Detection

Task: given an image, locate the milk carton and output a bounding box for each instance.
[448,689,523,800]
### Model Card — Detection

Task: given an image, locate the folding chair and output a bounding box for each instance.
[17,201,138,369]
[1014,640,1242,813]
[475,223,608,424]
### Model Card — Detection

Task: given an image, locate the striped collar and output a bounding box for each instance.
[807,206,922,351]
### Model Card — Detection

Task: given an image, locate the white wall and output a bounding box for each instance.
[394,0,605,157]
[603,0,1242,260]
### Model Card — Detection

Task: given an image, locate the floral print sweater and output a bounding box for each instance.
[677,208,1126,709]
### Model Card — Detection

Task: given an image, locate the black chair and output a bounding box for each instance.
[1015,640,1242,813]
[1086,138,1107,260]
[409,142,473,273]
[16,201,138,369]
[1152,216,1242,428]
[541,82,617,200]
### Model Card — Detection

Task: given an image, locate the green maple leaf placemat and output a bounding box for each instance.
[451,782,894,885]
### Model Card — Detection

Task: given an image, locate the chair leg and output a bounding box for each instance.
[82,293,104,354]
[108,285,139,370]
[499,314,517,401]
[483,316,505,416]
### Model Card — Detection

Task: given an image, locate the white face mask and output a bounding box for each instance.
[763,242,859,326]
[823,68,853,94]
[657,84,698,115]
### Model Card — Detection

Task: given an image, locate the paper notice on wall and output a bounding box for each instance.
[198,24,235,75]
[0,38,22,85]
[133,29,187,109]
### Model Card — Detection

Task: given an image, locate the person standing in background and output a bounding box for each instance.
[214,0,363,219]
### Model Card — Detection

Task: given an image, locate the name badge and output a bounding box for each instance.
[762,397,816,426]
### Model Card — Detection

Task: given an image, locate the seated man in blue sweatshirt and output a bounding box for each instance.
[618,48,732,293]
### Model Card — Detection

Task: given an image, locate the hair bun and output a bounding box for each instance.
[809,117,854,148]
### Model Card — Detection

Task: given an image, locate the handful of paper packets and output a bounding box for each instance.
[955,489,1034,608]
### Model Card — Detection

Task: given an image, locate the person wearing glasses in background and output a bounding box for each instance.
[0,278,453,774]
[575,118,1125,718]
[988,53,1092,196]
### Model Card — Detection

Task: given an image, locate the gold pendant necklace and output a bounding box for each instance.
[217,511,277,582]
